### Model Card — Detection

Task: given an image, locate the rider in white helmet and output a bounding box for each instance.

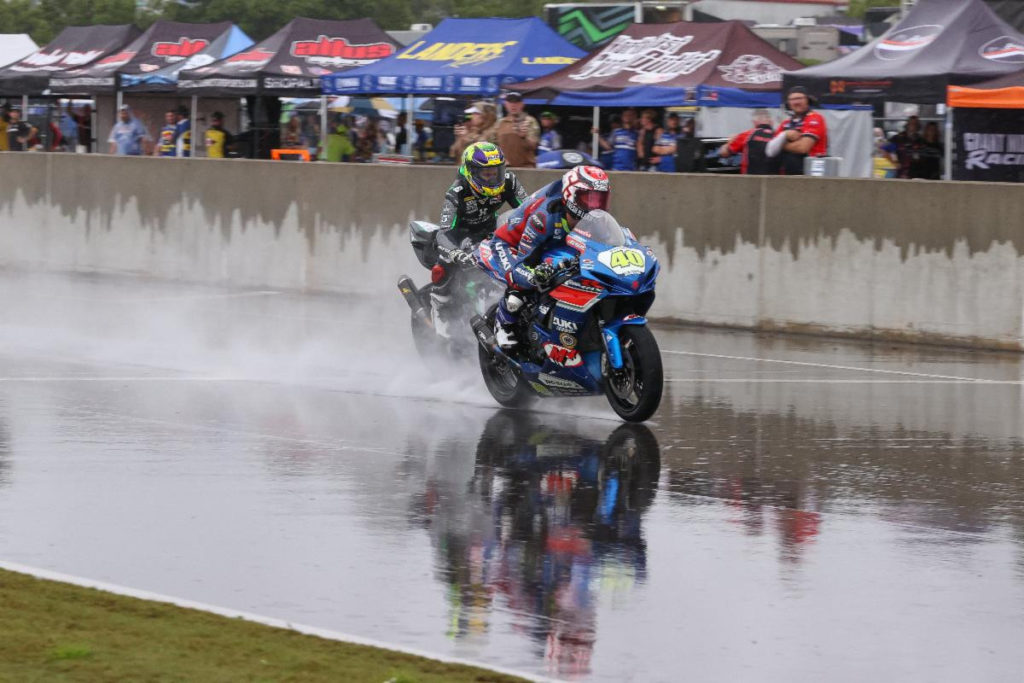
[479,165,610,348]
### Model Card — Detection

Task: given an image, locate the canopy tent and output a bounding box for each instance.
[49,21,240,94]
[946,68,1024,182]
[120,25,252,92]
[784,0,1024,104]
[0,34,39,70]
[0,24,140,96]
[947,67,1024,107]
[511,20,804,107]
[178,18,400,96]
[322,17,586,96]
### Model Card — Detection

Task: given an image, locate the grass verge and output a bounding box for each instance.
[0,568,527,682]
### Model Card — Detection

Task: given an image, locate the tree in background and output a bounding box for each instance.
[845,0,898,19]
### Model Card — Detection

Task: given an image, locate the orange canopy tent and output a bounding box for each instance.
[948,69,1024,108]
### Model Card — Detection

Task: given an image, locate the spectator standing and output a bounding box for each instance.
[494,91,540,167]
[204,111,233,158]
[0,106,9,152]
[719,109,780,175]
[155,110,178,157]
[773,86,828,175]
[450,101,496,161]
[908,121,943,180]
[872,127,898,178]
[636,108,662,171]
[538,111,562,154]
[282,114,302,148]
[354,117,382,162]
[413,118,430,161]
[107,105,148,156]
[675,118,706,173]
[72,103,92,152]
[892,115,921,178]
[394,112,408,153]
[325,115,355,162]
[601,113,638,171]
[174,105,191,157]
[653,112,679,173]
[6,109,36,151]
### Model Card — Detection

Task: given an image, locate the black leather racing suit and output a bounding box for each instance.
[435,172,528,261]
[430,171,527,338]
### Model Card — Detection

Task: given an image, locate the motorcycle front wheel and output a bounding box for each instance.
[604,325,663,422]
[477,310,534,408]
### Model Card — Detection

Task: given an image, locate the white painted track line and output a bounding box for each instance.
[663,349,1004,383]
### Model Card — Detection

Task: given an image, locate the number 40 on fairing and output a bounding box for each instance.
[598,247,646,275]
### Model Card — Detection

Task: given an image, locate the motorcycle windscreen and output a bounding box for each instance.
[572,210,625,246]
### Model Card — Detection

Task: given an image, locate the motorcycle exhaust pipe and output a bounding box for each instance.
[397,275,432,328]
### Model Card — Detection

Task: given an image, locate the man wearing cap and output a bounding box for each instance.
[108,105,148,156]
[537,111,562,155]
[495,92,540,167]
[450,101,496,161]
[773,86,828,175]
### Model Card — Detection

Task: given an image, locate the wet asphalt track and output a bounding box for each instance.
[0,270,1022,682]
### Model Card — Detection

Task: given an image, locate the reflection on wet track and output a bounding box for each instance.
[0,271,1023,682]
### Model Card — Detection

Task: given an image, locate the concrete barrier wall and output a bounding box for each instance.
[1,153,1023,350]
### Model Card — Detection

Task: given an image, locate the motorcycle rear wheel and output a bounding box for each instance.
[604,325,663,422]
[410,310,443,360]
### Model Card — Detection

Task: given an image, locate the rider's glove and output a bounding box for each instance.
[449,249,474,267]
[531,262,556,289]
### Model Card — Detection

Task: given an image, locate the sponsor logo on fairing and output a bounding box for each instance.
[559,332,577,348]
[543,343,583,367]
[538,373,587,392]
[717,54,783,85]
[874,25,941,60]
[551,316,579,333]
[291,36,395,67]
[979,36,1024,63]
[152,38,209,62]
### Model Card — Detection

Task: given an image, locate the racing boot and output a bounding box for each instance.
[494,291,523,349]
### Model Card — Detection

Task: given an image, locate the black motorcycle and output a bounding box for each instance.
[397,220,503,360]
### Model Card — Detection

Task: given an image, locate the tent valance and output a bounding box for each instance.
[322,17,586,96]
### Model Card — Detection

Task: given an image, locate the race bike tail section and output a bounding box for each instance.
[399,220,503,361]
[472,210,664,422]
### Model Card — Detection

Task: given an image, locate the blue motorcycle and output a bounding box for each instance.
[471,210,663,422]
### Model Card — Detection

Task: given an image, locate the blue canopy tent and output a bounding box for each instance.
[322,17,586,97]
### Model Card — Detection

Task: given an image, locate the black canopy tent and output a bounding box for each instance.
[178,17,399,158]
[784,0,1024,104]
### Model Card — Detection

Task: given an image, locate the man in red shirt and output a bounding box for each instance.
[775,86,828,175]
[719,109,780,175]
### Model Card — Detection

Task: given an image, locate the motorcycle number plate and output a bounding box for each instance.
[598,247,646,276]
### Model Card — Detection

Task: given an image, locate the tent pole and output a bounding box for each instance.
[116,90,122,114]
[320,95,327,160]
[944,107,953,181]
[592,106,600,160]
[190,95,198,158]
[405,94,414,156]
